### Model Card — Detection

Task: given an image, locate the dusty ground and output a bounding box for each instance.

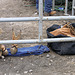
[0,0,75,75]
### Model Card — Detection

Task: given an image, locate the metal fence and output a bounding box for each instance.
[0,0,75,44]
[52,0,72,16]
[72,0,75,16]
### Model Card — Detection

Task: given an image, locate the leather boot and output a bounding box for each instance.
[49,11,56,16]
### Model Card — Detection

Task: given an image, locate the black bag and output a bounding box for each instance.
[46,23,75,55]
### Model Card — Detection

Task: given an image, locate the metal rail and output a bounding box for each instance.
[0,16,75,22]
[0,37,75,44]
[52,0,55,10]
[39,0,43,40]
[64,0,69,15]
[52,0,70,15]
[72,0,75,16]
[0,17,40,22]
[0,0,75,44]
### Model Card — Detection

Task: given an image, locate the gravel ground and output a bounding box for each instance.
[0,0,75,75]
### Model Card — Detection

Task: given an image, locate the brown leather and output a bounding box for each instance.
[10,29,21,54]
[50,23,75,37]
[12,29,21,47]
[0,44,8,56]
[43,11,56,16]
[49,11,56,15]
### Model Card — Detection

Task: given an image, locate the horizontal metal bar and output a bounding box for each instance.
[0,37,75,44]
[0,16,75,22]
[43,16,75,21]
[0,17,40,22]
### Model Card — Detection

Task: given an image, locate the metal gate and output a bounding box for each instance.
[72,0,75,16]
[0,0,75,44]
[52,0,71,16]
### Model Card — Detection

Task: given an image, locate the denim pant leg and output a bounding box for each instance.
[44,0,52,13]
[36,0,39,10]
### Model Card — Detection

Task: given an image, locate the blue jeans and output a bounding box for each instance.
[36,0,52,13]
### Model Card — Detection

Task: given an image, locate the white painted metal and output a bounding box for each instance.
[43,16,75,20]
[0,0,74,44]
[39,0,43,40]
[72,0,75,16]
[0,37,75,44]
[0,16,75,22]
[0,17,40,22]
[52,0,55,10]
[64,0,69,15]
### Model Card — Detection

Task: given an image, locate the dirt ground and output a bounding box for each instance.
[0,0,75,75]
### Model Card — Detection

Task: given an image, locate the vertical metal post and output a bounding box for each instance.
[64,0,69,15]
[39,0,43,40]
[72,0,74,16]
[52,0,55,10]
